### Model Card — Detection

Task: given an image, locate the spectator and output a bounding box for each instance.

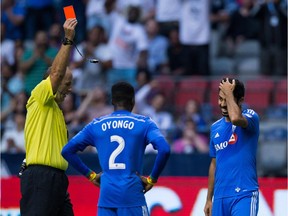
[209,0,239,68]
[1,90,28,140]
[13,91,29,115]
[210,0,239,30]
[61,92,79,125]
[61,92,82,139]
[136,84,175,139]
[19,30,57,94]
[1,23,16,66]
[75,87,113,124]
[85,0,106,31]
[167,28,187,76]
[48,23,62,49]
[179,0,211,76]
[172,118,209,154]
[71,25,112,94]
[223,0,260,57]
[176,99,208,134]
[107,5,148,88]
[154,0,181,37]
[1,0,25,40]
[116,0,155,22]
[253,0,287,76]
[145,18,169,75]
[1,111,26,153]
[1,63,24,131]
[24,0,55,40]
[85,0,119,37]
[134,67,152,92]
[14,39,25,71]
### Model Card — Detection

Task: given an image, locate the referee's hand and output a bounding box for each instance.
[63,18,77,41]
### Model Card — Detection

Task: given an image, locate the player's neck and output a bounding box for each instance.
[115,107,128,111]
[225,117,231,122]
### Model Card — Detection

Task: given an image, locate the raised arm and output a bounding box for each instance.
[50,19,77,94]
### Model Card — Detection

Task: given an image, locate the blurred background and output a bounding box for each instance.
[1,0,287,215]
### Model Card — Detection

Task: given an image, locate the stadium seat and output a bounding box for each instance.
[258,121,287,176]
[207,79,222,118]
[258,140,287,176]
[154,75,176,107]
[233,40,261,75]
[265,105,287,120]
[174,77,208,112]
[274,79,287,106]
[244,78,274,115]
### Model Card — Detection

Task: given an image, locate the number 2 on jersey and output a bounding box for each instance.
[109,135,126,169]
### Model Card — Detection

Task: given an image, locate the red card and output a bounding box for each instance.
[63,5,76,19]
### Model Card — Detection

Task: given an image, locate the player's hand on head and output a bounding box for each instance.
[219,77,235,95]
[63,18,78,41]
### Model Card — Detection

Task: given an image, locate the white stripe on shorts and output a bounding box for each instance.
[142,205,149,216]
[250,191,258,216]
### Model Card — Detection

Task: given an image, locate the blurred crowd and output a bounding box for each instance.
[1,0,287,154]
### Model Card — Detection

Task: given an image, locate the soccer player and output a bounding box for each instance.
[20,19,77,216]
[62,81,170,216]
[204,78,259,216]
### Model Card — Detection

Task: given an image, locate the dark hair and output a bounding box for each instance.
[136,67,151,82]
[111,82,135,111]
[221,78,245,102]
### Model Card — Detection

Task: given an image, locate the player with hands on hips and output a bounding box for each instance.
[204,78,259,216]
[62,81,170,216]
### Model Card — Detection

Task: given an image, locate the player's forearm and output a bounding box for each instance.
[150,137,170,179]
[206,159,216,201]
[225,93,243,123]
[206,175,215,201]
[62,142,90,176]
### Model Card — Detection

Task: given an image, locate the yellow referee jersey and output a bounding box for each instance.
[24,77,68,170]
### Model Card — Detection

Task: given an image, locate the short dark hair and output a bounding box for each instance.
[221,78,245,102]
[111,82,135,110]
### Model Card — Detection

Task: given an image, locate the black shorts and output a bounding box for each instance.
[20,165,74,216]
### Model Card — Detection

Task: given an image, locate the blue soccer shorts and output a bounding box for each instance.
[212,190,259,216]
[98,205,149,216]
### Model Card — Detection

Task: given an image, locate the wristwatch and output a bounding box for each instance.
[62,37,74,46]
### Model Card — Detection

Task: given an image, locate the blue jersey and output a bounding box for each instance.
[209,109,259,199]
[62,110,170,208]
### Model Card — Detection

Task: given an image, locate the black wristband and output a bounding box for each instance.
[62,37,74,46]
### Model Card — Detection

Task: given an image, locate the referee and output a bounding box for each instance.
[20,19,77,216]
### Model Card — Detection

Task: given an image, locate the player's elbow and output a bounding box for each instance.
[230,116,248,128]
[159,143,171,158]
[61,145,70,159]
